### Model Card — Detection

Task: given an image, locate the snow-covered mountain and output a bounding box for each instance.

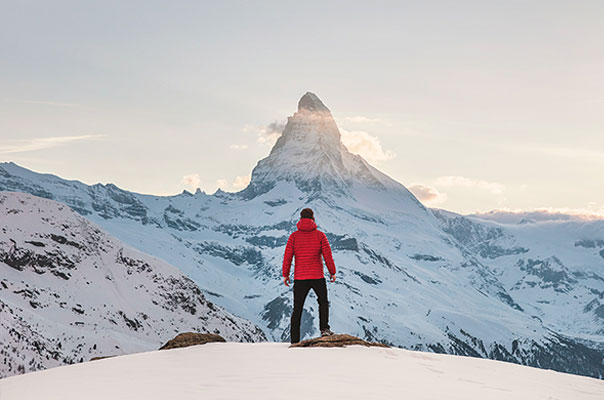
[1,92,603,378]
[2,343,603,400]
[242,92,421,203]
[433,209,604,341]
[0,192,265,378]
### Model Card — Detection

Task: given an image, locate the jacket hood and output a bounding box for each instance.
[297,218,317,232]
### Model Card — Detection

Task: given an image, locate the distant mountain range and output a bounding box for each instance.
[1,92,603,378]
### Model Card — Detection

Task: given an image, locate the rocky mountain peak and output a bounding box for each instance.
[240,93,373,198]
[297,92,330,113]
[239,92,419,203]
[277,92,341,153]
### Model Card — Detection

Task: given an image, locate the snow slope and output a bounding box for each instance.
[0,192,265,378]
[1,343,603,400]
[0,92,603,378]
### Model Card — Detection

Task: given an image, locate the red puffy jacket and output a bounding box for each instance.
[282,218,336,280]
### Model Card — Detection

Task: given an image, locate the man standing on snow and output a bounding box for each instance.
[283,207,336,343]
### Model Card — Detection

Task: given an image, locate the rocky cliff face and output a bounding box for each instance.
[0,192,265,378]
[1,92,603,378]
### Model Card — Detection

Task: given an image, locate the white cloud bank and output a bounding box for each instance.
[471,206,604,223]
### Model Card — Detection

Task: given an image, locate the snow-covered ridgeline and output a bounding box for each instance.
[0,192,265,378]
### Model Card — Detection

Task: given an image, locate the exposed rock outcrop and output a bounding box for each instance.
[289,334,389,348]
[90,356,115,361]
[159,332,226,350]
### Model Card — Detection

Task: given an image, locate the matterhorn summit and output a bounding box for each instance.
[241,92,424,215]
[297,91,331,113]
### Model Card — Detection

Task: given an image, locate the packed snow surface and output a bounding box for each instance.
[1,343,603,400]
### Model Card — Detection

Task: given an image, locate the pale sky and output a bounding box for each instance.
[1,1,603,216]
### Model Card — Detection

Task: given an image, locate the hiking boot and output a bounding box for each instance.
[321,329,334,337]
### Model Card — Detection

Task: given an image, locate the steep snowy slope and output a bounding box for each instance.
[1,343,603,400]
[0,92,603,378]
[0,192,265,378]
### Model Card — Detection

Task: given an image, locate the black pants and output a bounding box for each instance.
[290,278,330,344]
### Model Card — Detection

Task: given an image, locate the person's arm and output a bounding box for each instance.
[320,232,336,280]
[282,233,295,286]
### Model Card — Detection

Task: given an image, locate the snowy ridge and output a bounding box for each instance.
[0,192,265,378]
[1,343,603,400]
[434,209,604,342]
[1,92,603,378]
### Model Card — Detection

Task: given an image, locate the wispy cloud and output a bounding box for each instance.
[409,184,448,205]
[340,129,395,163]
[232,175,251,190]
[216,179,229,191]
[435,176,505,195]
[250,121,286,146]
[230,144,249,150]
[216,175,251,192]
[342,115,386,124]
[182,173,201,189]
[533,146,604,160]
[0,135,105,154]
[19,100,81,107]
[499,142,604,162]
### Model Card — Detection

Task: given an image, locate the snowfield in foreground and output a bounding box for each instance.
[1,343,603,400]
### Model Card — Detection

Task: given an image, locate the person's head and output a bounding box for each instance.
[300,208,314,220]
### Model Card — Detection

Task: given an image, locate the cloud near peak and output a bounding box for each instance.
[256,121,286,146]
[409,184,448,206]
[215,175,251,192]
[232,175,251,190]
[340,129,395,163]
[181,173,201,189]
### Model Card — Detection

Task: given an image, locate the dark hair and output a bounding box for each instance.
[300,208,314,220]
